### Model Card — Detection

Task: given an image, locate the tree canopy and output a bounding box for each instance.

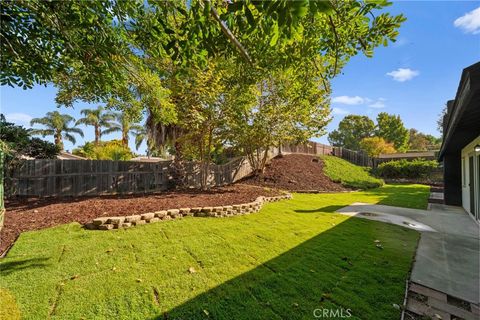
[408,129,441,151]
[0,114,59,159]
[76,106,116,144]
[328,115,375,150]
[376,112,409,151]
[359,136,396,159]
[30,111,84,150]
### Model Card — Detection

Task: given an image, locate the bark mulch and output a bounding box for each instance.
[242,154,348,192]
[0,184,281,256]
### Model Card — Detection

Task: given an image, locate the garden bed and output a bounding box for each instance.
[0,184,281,255]
[241,154,348,192]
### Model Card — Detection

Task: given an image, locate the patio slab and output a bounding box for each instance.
[336,202,480,304]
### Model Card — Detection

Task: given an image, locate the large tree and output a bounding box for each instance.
[376,112,409,152]
[30,111,83,150]
[75,106,115,144]
[328,115,375,150]
[223,65,331,173]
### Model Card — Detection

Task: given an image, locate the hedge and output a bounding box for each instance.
[374,159,439,179]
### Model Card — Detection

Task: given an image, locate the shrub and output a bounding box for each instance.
[375,159,439,179]
[73,140,134,160]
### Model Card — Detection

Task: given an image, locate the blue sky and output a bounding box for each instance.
[1,1,479,153]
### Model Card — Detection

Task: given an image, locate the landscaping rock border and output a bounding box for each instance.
[85,193,292,231]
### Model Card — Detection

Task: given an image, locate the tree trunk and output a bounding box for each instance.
[122,129,128,147]
[55,131,63,151]
[95,125,100,144]
[171,141,186,189]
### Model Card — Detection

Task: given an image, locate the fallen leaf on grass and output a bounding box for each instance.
[188,267,196,274]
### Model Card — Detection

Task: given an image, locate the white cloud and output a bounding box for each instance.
[368,98,386,109]
[454,7,480,34]
[332,107,350,115]
[331,95,365,105]
[386,68,419,82]
[5,113,32,124]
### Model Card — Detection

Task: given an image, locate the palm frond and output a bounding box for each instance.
[134,133,145,150]
[30,129,55,137]
[30,117,53,128]
[63,133,77,145]
[102,126,122,135]
[65,127,84,138]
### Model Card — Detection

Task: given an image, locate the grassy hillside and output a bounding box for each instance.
[321,155,384,189]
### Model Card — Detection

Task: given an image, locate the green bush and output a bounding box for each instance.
[375,159,439,179]
[321,155,384,189]
[73,140,134,161]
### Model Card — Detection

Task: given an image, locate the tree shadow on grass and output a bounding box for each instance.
[294,205,345,213]
[0,257,50,276]
[152,218,412,320]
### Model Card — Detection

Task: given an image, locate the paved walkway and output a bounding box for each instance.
[336,202,479,304]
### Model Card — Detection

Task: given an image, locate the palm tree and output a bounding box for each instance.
[75,106,115,144]
[30,111,84,150]
[102,112,143,147]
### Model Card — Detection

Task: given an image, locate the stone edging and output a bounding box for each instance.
[85,193,292,231]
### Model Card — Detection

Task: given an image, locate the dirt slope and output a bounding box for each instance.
[242,154,348,192]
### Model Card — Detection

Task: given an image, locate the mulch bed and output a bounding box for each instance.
[242,154,348,192]
[0,184,281,256]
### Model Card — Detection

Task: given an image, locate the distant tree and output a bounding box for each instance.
[408,129,441,151]
[30,111,83,150]
[376,112,409,152]
[0,114,59,159]
[102,112,143,147]
[328,115,375,150]
[437,104,447,136]
[360,136,396,159]
[75,106,115,144]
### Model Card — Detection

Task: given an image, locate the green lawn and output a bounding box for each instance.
[0,184,429,320]
[321,155,384,189]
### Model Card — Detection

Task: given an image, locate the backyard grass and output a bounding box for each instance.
[0,184,429,320]
[321,155,384,189]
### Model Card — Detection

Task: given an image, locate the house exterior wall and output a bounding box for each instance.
[461,135,480,220]
[443,152,462,206]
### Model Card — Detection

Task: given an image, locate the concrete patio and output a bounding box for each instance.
[336,202,479,319]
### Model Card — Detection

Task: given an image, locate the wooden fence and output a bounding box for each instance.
[5,155,258,197]
[331,147,372,167]
[5,141,376,197]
